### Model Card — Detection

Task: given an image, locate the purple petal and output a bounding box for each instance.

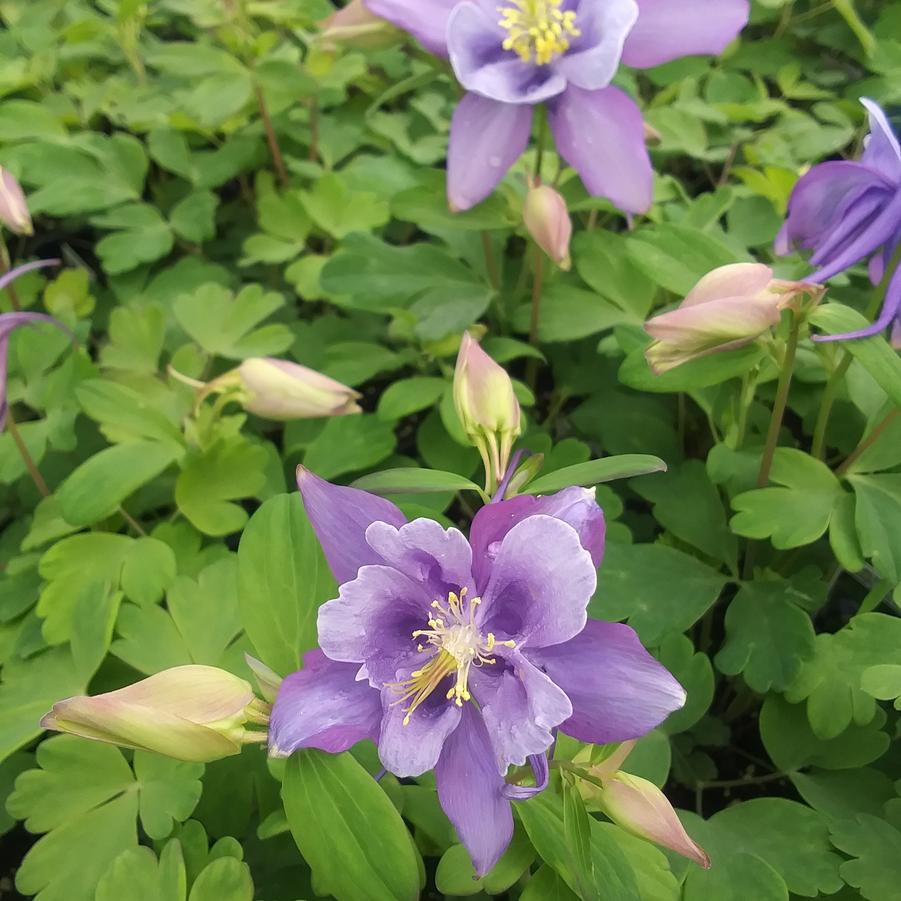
[621,0,749,68]
[470,487,606,592]
[548,85,652,214]
[435,703,514,877]
[813,262,901,343]
[268,650,382,756]
[0,258,60,293]
[447,2,566,105]
[477,514,596,649]
[447,93,533,211]
[364,0,458,56]
[364,518,475,601]
[524,620,686,744]
[554,0,638,90]
[297,467,406,586]
[317,564,430,684]
[503,752,549,800]
[471,654,571,771]
[860,98,901,183]
[378,685,462,777]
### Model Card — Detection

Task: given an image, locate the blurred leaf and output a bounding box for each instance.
[524,455,667,494]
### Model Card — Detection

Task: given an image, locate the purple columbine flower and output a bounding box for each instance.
[364,0,749,213]
[1,259,65,430]
[269,468,686,874]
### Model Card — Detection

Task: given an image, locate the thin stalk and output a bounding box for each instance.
[857,578,891,616]
[526,245,543,390]
[480,231,501,292]
[836,408,901,477]
[253,82,289,186]
[0,235,21,311]
[118,506,147,537]
[6,409,49,496]
[697,772,786,791]
[734,367,759,451]
[308,97,320,164]
[533,107,547,180]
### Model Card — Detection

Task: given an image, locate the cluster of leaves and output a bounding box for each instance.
[1,0,900,899]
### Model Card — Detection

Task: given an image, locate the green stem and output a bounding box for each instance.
[480,231,501,292]
[533,107,547,181]
[734,367,759,451]
[836,408,901,477]
[6,409,49,496]
[0,234,21,311]
[857,578,891,616]
[253,81,289,186]
[526,244,543,390]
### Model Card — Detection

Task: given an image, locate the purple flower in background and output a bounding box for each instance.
[364,0,749,212]
[269,468,686,874]
[1,259,65,430]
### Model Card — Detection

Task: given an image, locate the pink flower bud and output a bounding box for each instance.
[599,772,710,869]
[523,181,572,270]
[41,666,269,762]
[320,0,397,48]
[644,263,823,374]
[453,332,521,489]
[0,168,32,236]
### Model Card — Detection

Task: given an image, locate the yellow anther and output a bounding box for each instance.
[497,0,579,65]
[487,632,496,651]
[501,639,517,648]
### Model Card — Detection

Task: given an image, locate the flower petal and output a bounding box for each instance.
[447,93,533,212]
[548,85,652,214]
[860,98,901,183]
[478,514,596,649]
[364,0,458,56]
[364,518,475,601]
[555,0,638,90]
[621,0,749,68]
[435,703,514,877]
[296,467,406,586]
[471,654,572,771]
[814,261,901,343]
[524,620,686,744]
[503,752,550,800]
[681,263,774,307]
[268,650,382,756]
[469,487,605,592]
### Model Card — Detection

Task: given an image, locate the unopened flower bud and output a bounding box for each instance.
[644,263,824,374]
[523,180,572,270]
[453,332,521,491]
[41,666,269,763]
[320,0,397,48]
[643,120,662,145]
[0,168,32,236]
[245,654,282,703]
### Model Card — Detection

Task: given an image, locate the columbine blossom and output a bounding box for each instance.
[364,0,749,212]
[777,99,901,341]
[269,467,685,874]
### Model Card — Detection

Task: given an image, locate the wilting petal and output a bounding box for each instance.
[503,751,550,800]
[681,263,774,307]
[296,467,406,586]
[378,686,462,777]
[555,0,638,90]
[364,0,457,56]
[860,98,901,182]
[471,654,571,771]
[268,651,382,756]
[548,85,652,214]
[364,518,475,601]
[622,0,749,68]
[814,262,901,343]
[447,93,533,211]
[478,515,596,649]
[470,487,605,591]
[524,620,686,744]
[436,704,514,876]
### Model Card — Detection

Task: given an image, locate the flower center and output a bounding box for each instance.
[498,0,580,66]
[390,588,515,726]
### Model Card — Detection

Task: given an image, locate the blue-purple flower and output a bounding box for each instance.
[777,99,901,342]
[364,0,749,213]
[269,468,686,874]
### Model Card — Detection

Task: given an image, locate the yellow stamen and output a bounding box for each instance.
[497,0,580,66]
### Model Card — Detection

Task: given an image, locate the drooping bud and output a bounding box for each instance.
[453,331,521,492]
[41,666,269,763]
[0,168,32,236]
[644,263,824,374]
[319,0,397,48]
[523,179,572,270]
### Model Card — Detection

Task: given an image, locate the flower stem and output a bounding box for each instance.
[480,231,501,291]
[254,82,289,187]
[118,506,147,537]
[6,409,49,496]
[526,244,543,389]
[533,107,547,180]
[0,235,21,312]
[836,408,901,477]
[858,578,891,615]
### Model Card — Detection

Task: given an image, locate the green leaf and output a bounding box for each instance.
[730,449,841,549]
[391,170,511,232]
[435,830,533,896]
[96,846,181,901]
[91,203,174,275]
[300,173,390,239]
[590,542,728,644]
[513,283,631,342]
[282,750,420,901]
[237,495,335,676]
[99,305,167,374]
[524,455,667,494]
[657,634,714,734]
[790,768,896,822]
[849,474,901,582]
[377,377,447,421]
[170,191,219,244]
[830,815,901,901]
[520,866,580,901]
[352,468,484,497]
[188,857,254,901]
[715,581,816,693]
[303,415,397,480]
[860,664,901,710]
[619,343,767,393]
[134,752,203,841]
[562,778,596,900]
[572,230,656,317]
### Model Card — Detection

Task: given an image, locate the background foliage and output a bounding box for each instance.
[1,0,900,899]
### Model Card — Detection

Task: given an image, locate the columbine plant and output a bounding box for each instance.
[365,0,749,211]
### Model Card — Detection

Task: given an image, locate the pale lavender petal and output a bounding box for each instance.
[435,704,513,876]
[470,487,605,592]
[447,1,566,104]
[477,515,596,649]
[297,467,406,586]
[317,564,431,684]
[471,654,571,771]
[378,685,462,777]
[813,262,901,343]
[364,518,475,601]
[0,258,60,293]
[548,85,652,214]
[364,0,458,56]
[524,620,686,744]
[447,93,533,211]
[621,0,749,68]
[503,752,549,800]
[860,98,901,182]
[554,0,638,90]
[268,650,382,756]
